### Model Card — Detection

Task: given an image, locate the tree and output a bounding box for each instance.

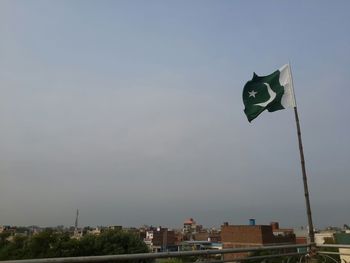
[0,229,149,260]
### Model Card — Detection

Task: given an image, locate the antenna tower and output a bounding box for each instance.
[74,209,79,232]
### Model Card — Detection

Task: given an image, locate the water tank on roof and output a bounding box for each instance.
[249,219,256,226]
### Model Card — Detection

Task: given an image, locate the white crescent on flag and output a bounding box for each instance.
[254,83,276,107]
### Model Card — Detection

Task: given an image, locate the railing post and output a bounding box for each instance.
[308,244,318,263]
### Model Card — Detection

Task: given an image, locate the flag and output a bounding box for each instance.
[242,64,296,122]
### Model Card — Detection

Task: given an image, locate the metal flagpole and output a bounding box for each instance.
[289,63,315,244]
[293,106,315,243]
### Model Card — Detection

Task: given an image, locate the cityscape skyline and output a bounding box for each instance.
[1,1,350,228]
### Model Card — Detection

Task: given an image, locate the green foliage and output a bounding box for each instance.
[0,229,148,260]
[318,237,340,263]
[156,258,184,263]
[247,249,302,263]
[0,232,11,247]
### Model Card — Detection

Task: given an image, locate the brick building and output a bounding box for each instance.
[144,227,176,252]
[193,230,221,242]
[221,221,296,260]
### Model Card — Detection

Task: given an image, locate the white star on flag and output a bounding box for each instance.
[248,90,257,98]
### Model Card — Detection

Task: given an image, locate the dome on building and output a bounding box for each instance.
[184,218,195,225]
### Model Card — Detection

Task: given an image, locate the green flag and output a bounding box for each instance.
[243,64,296,122]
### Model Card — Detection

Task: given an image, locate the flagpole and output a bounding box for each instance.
[289,63,315,244]
[293,106,315,243]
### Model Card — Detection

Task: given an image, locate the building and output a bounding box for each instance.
[315,231,336,245]
[144,227,177,252]
[108,225,122,231]
[183,218,203,241]
[183,218,196,240]
[193,229,221,242]
[221,220,296,260]
[86,227,101,235]
[181,240,222,250]
[334,232,350,263]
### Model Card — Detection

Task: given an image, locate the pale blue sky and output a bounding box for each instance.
[1,0,350,229]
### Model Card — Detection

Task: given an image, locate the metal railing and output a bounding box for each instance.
[4,243,350,263]
[316,244,350,263]
[0,243,311,263]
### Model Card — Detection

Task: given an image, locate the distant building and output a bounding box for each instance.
[144,227,177,252]
[174,230,184,245]
[194,231,210,241]
[193,229,221,242]
[293,226,309,254]
[335,232,350,263]
[181,240,222,251]
[0,226,16,233]
[108,225,122,231]
[124,227,141,238]
[72,229,83,239]
[315,231,336,245]
[30,226,43,235]
[87,227,101,235]
[221,220,296,260]
[183,218,203,241]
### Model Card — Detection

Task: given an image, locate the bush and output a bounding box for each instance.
[0,229,149,260]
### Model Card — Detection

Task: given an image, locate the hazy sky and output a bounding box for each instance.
[1,0,350,229]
